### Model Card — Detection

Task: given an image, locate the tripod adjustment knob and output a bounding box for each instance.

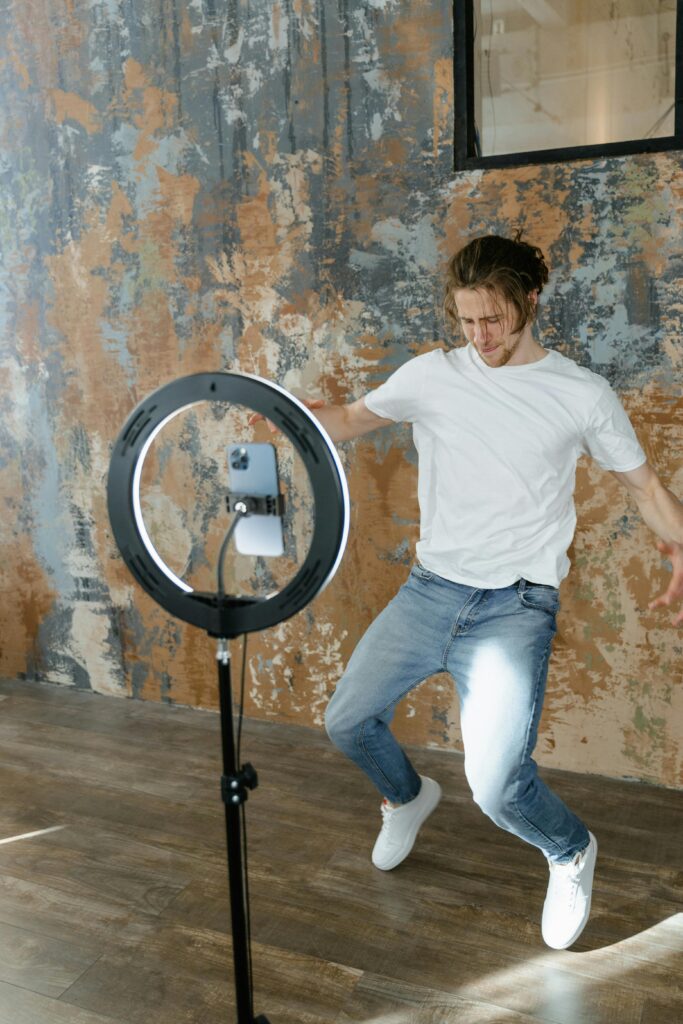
[242,762,258,790]
[221,762,259,806]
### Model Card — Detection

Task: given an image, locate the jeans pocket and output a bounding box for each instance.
[410,562,434,583]
[518,580,560,616]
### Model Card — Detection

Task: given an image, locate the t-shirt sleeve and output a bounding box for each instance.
[580,384,647,472]
[363,353,429,423]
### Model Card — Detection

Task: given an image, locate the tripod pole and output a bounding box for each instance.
[216,637,270,1024]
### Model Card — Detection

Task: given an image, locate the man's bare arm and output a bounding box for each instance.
[311,397,393,442]
[611,462,683,546]
[248,395,393,443]
[611,461,683,625]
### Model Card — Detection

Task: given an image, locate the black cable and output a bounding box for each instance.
[241,799,254,1016]
[237,630,248,770]
[217,507,246,598]
[237,633,254,1015]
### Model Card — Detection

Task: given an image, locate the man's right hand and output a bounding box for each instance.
[248,398,326,434]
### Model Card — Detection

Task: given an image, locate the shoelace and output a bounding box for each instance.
[380,799,398,829]
[548,849,586,907]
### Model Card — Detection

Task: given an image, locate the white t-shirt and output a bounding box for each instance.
[363,343,647,589]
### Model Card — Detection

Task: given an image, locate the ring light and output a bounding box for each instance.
[107,371,350,638]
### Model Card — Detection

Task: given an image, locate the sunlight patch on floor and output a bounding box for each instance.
[0,825,65,846]
[353,916,683,1024]
[453,913,683,1001]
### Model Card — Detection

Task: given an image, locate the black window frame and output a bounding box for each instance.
[454,0,683,171]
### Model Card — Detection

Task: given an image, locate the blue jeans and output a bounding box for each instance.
[325,563,590,864]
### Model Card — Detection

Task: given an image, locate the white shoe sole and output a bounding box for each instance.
[372,777,442,871]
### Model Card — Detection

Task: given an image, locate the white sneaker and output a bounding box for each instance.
[371,776,442,871]
[541,831,598,949]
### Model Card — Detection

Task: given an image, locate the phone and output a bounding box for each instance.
[227,443,284,556]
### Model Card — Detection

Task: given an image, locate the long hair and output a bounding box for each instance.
[444,231,549,333]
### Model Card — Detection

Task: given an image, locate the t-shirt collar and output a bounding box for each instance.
[468,342,554,371]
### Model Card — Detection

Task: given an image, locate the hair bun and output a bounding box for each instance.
[512,230,549,291]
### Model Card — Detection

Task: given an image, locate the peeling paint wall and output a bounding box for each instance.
[1,1,681,787]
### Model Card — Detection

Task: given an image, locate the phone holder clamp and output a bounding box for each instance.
[226,493,285,517]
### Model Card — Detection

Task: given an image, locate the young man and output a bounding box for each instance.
[252,233,683,949]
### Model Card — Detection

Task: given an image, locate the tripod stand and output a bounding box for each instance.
[216,634,270,1024]
[107,371,350,1022]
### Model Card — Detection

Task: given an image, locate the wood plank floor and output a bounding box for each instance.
[0,677,680,1024]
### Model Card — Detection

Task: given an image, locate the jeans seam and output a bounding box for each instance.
[356,673,438,797]
[442,589,484,667]
[509,629,566,857]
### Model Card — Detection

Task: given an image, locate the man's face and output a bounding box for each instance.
[453,287,530,367]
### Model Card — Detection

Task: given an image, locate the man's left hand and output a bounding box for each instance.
[648,540,683,626]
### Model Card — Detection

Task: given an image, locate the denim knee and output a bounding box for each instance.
[472,791,507,825]
[466,767,516,826]
[324,693,354,749]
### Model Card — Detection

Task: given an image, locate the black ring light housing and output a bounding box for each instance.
[107,371,350,639]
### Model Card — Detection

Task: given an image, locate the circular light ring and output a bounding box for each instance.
[107,372,350,637]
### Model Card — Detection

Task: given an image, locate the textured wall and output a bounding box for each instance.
[1,1,681,787]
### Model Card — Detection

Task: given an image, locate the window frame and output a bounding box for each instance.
[453,0,683,171]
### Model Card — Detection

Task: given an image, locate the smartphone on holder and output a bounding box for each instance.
[227,443,284,556]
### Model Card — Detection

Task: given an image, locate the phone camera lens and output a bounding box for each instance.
[231,448,249,471]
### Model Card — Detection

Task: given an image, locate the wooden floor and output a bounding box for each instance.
[0,678,680,1024]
